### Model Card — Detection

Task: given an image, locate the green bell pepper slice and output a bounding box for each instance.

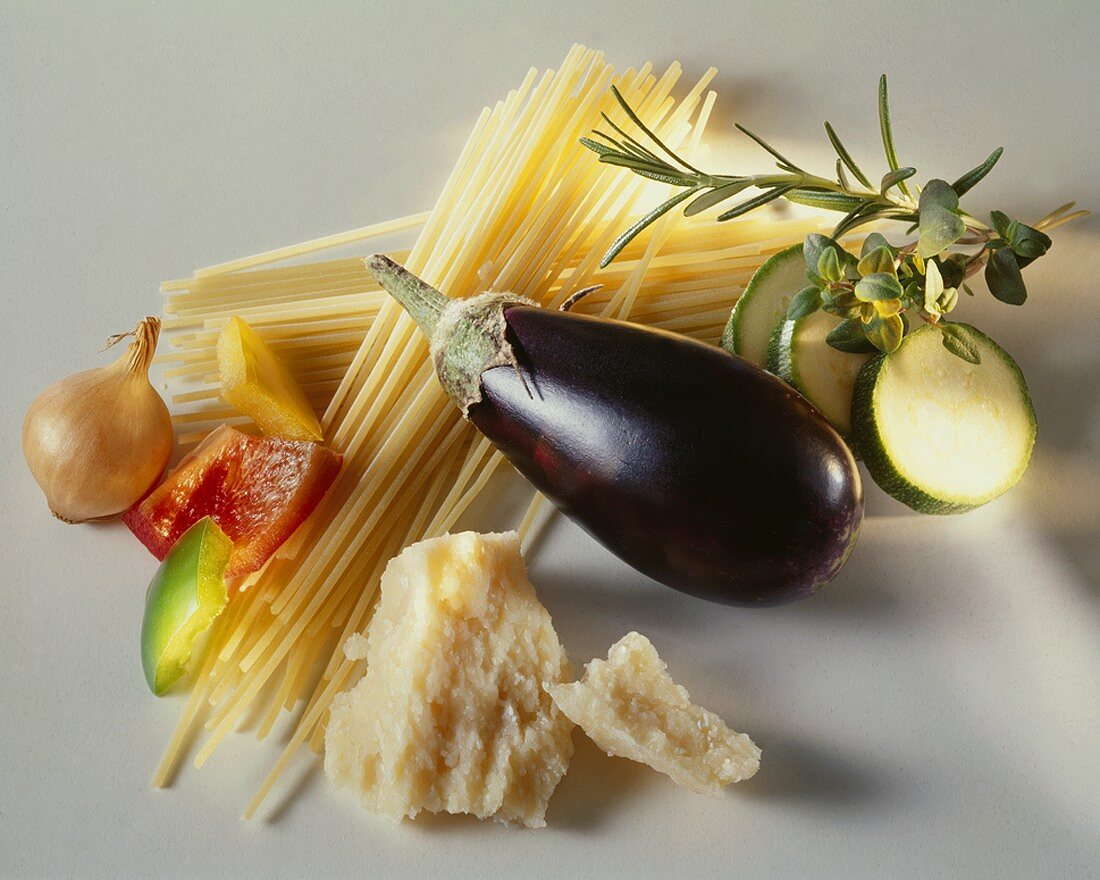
[141,516,232,696]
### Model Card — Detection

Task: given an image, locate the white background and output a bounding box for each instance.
[2,2,1099,878]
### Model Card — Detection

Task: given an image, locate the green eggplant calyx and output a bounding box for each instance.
[430,291,537,416]
[367,255,536,417]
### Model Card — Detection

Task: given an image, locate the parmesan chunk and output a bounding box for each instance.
[549,632,760,796]
[324,531,573,828]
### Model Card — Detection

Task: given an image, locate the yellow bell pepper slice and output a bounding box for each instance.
[217,316,323,442]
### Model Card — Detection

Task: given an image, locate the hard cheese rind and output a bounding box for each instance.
[549,632,760,796]
[324,531,574,827]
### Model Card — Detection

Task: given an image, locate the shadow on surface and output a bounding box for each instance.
[532,533,907,636]
[263,755,324,825]
[545,735,653,831]
[992,226,1100,600]
[738,728,893,810]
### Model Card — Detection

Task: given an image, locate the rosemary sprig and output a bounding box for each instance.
[584,83,921,267]
[582,78,1088,360]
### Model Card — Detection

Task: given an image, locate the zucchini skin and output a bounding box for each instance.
[470,305,864,606]
[850,323,1037,515]
[766,315,867,441]
[720,244,803,360]
[765,317,798,387]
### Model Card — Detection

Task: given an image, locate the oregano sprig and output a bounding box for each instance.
[582,77,1087,361]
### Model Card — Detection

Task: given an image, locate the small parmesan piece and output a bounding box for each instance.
[549,632,760,796]
[324,531,573,828]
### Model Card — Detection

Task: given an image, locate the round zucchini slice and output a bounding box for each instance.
[766,310,872,436]
[851,323,1036,514]
[721,244,807,366]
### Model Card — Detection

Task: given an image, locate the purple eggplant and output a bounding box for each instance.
[368,255,863,606]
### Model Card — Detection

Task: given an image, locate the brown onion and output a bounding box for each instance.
[22,316,173,523]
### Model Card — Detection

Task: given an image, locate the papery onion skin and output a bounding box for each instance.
[22,317,174,523]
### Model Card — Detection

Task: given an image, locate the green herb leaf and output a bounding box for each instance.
[917,179,966,258]
[860,232,894,258]
[580,137,618,157]
[596,154,695,187]
[734,123,805,173]
[924,258,945,312]
[833,207,917,239]
[784,189,866,213]
[609,85,702,174]
[818,246,843,284]
[830,201,877,238]
[836,158,852,191]
[683,180,754,216]
[877,75,911,199]
[984,247,1028,305]
[880,167,916,196]
[873,297,905,317]
[596,113,667,165]
[858,245,896,277]
[920,179,960,212]
[826,317,880,354]
[824,288,859,307]
[839,245,861,273]
[824,121,873,188]
[716,185,797,221]
[803,234,833,285]
[822,303,862,320]
[593,129,665,165]
[989,210,1014,239]
[1013,232,1050,260]
[901,280,923,309]
[864,311,905,353]
[599,186,701,268]
[855,272,904,302]
[940,322,982,364]
[1009,223,1052,266]
[987,210,1052,267]
[951,147,1004,197]
[821,304,855,320]
[936,253,967,289]
[821,287,861,318]
[787,286,822,320]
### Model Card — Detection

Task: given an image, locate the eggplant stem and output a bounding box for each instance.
[366,255,448,337]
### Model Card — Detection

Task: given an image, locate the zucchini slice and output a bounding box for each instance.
[721,244,807,366]
[767,310,872,436]
[851,324,1036,514]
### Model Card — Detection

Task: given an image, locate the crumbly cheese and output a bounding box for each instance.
[549,632,760,796]
[324,531,574,827]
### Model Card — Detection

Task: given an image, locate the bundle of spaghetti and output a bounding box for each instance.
[153,45,829,816]
[159,214,824,447]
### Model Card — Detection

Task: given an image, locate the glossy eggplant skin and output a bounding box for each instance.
[470,305,863,606]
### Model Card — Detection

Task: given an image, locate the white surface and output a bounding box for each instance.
[2,2,1099,878]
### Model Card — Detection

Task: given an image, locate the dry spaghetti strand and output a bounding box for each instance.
[154,46,825,818]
